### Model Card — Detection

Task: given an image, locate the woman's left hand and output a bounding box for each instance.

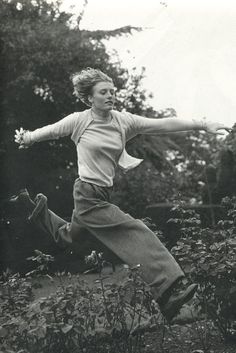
[202,118,233,135]
[14,127,29,149]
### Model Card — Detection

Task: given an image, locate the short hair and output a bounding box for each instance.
[71,68,113,106]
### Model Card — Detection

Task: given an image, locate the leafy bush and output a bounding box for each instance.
[2,200,236,352]
[0,254,160,353]
[0,270,34,317]
[169,197,236,341]
[26,249,55,278]
[0,270,34,350]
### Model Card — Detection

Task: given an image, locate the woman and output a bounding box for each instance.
[13,68,231,322]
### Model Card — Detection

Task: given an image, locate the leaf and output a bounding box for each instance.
[199,264,209,271]
[0,326,8,337]
[61,324,73,334]
[228,239,236,248]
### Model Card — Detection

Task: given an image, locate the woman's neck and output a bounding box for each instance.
[91,107,111,120]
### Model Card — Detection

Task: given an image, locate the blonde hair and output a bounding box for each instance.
[71,68,113,106]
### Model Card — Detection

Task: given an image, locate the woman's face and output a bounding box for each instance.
[89,81,115,111]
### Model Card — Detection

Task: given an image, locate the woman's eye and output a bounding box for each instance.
[99,90,115,95]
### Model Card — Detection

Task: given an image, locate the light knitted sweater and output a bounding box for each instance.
[77,116,122,186]
[24,108,191,186]
[24,109,148,186]
[23,108,207,186]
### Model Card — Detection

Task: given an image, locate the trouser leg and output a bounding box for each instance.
[74,181,184,300]
[28,184,184,300]
[28,193,86,249]
[27,192,113,255]
[76,204,183,300]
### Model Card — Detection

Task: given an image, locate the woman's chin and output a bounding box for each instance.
[104,105,113,111]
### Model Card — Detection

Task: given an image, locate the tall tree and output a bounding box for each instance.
[0,0,144,210]
[1,0,223,218]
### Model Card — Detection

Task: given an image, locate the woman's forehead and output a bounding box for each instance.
[93,81,115,90]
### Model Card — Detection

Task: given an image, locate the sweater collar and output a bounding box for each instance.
[90,108,114,123]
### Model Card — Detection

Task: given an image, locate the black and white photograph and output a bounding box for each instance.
[0,0,236,352]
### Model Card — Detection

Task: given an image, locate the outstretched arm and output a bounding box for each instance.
[127,113,232,137]
[14,112,79,149]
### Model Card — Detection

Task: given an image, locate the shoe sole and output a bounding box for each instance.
[162,283,198,323]
[8,189,30,204]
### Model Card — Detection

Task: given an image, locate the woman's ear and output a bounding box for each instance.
[88,95,93,104]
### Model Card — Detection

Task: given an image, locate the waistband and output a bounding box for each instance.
[75,177,114,190]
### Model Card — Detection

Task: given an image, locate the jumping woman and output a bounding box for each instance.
[13,68,231,322]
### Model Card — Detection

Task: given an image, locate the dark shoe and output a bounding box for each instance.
[8,188,31,204]
[159,283,198,323]
[8,188,36,217]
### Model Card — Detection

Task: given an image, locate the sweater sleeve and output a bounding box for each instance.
[123,112,149,141]
[25,112,79,144]
[124,112,203,139]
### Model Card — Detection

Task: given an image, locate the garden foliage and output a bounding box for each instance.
[0,0,216,219]
[169,197,236,341]
[0,256,159,353]
[1,198,236,351]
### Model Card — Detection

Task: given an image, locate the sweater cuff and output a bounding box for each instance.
[192,118,207,131]
[23,130,33,145]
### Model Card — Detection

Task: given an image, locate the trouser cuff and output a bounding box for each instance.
[28,193,48,223]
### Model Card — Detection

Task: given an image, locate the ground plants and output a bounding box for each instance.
[169,197,236,342]
[1,202,236,352]
[0,251,160,353]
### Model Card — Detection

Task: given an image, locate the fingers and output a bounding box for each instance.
[220,128,233,133]
[219,125,233,131]
[215,125,233,133]
[15,133,21,140]
[14,127,26,145]
[208,131,224,135]
[18,144,28,149]
[15,127,24,135]
[208,129,227,135]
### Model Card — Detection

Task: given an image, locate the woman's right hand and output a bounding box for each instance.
[14,127,31,149]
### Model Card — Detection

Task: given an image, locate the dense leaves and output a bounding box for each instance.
[2,0,233,218]
[170,197,236,341]
[0,262,158,353]
[0,0,144,204]
[0,0,181,219]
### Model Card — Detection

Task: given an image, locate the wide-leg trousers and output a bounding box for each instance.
[28,178,184,300]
